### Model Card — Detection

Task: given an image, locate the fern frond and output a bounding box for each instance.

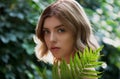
[39,68,48,79]
[60,60,73,79]
[40,46,103,79]
[77,46,103,78]
[51,46,103,79]
[53,47,103,79]
[52,63,60,79]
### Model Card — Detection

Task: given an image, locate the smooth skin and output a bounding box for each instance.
[43,16,75,63]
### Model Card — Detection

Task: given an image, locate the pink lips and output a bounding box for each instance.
[50,47,60,52]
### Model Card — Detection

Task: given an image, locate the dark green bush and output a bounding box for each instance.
[0,0,120,79]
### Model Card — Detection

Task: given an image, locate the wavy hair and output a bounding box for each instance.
[35,0,99,63]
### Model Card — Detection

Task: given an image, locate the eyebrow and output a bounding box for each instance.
[43,24,64,29]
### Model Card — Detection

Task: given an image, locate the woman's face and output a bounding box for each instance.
[43,16,75,60]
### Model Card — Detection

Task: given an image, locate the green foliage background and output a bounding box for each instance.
[0,0,120,79]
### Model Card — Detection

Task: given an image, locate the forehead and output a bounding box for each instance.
[43,16,62,28]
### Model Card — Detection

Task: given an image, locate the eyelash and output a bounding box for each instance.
[58,28,65,33]
[43,30,50,34]
[43,28,66,35]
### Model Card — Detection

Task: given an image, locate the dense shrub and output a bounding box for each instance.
[0,0,120,79]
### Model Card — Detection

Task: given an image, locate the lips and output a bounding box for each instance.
[50,47,60,52]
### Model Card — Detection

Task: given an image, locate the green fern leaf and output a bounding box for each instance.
[51,46,104,79]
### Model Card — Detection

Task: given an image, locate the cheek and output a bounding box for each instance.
[61,35,75,50]
[66,39,75,50]
[60,39,75,58]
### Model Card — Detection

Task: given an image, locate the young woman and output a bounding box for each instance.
[35,0,99,64]
[35,0,99,79]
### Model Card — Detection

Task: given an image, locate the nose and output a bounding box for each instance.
[50,32,57,42]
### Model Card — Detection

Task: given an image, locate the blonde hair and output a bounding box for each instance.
[35,0,99,63]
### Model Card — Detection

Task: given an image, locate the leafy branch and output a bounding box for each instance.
[41,46,103,79]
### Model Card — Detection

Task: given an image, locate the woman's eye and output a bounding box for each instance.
[58,28,65,33]
[43,30,50,34]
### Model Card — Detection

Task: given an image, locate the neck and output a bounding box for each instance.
[64,51,75,64]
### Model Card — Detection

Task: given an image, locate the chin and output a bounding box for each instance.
[55,56,61,59]
[54,55,62,59]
